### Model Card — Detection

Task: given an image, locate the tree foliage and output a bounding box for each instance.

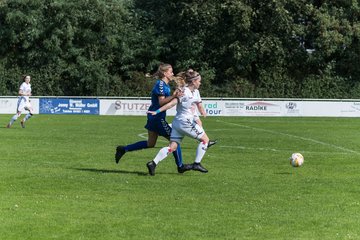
[0,0,360,98]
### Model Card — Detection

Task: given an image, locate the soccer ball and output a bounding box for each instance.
[290,153,304,167]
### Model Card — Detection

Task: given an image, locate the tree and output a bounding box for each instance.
[1,0,360,98]
[0,0,143,96]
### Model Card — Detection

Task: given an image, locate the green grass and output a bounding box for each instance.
[1,115,360,239]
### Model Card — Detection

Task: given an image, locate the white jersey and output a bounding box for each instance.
[170,87,204,143]
[19,82,31,102]
[174,87,202,122]
[16,82,32,112]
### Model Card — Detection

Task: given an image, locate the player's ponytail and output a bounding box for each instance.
[173,72,186,88]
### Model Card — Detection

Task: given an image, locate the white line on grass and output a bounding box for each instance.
[219,145,355,155]
[220,145,278,151]
[217,120,360,155]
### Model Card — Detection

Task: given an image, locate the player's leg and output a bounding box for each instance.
[154,118,187,170]
[21,113,32,128]
[7,112,21,128]
[195,118,217,148]
[164,133,183,169]
[21,104,33,128]
[165,123,192,173]
[115,118,161,163]
[180,120,209,173]
[147,141,179,176]
[7,98,25,128]
[153,141,178,165]
[124,130,157,151]
[115,131,157,164]
[192,133,210,173]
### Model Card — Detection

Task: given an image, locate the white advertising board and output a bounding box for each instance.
[0,98,39,114]
[100,99,360,117]
[100,99,170,116]
[100,99,223,116]
[2,97,360,117]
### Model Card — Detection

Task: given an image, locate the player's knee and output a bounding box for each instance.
[147,143,155,148]
[200,135,209,144]
[168,146,176,153]
[168,142,178,152]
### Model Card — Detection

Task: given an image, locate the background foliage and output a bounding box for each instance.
[0,0,359,98]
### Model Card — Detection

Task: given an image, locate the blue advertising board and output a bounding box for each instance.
[40,98,99,115]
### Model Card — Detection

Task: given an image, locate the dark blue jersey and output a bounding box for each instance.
[148,79,171,119]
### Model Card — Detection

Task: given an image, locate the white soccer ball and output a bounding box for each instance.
[290,153,304,167]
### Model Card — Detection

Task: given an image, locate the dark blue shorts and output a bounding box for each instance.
[145,117,172,138]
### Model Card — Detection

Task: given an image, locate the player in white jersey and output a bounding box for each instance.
[6,75,34,128]
[146,69,211,176]
[174,73,217,147]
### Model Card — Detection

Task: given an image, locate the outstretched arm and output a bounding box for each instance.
[148,97,179,115]
[159,89,183,106]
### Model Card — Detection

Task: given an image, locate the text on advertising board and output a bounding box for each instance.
[40,98,99,114]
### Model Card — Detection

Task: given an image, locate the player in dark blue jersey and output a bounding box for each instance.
[115,63,192,173]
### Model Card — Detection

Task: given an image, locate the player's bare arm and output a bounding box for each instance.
[148,98,179,115]
[158,89,183,106]
[197,102,207,117]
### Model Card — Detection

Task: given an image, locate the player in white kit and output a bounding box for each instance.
[7,75,34,128]
[173,73,217,147]
[146,69,211,176]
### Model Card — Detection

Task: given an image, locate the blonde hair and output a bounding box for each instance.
[153,63,172,79]
[173,71,186,88]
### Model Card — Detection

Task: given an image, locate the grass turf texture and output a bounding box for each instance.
[1,115,360,239]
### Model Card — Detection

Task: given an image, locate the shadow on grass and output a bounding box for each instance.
[73,167,148,176]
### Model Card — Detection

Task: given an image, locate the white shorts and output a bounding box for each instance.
[170,118,205,143]
[17,97,32,112]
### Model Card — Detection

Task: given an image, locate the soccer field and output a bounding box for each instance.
[1,115,360,239]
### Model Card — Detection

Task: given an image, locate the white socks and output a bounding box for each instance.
[195,142,208,163]
[153,141,208,166]
[153,147,172,164]
[9,114,18,125]
[23,113,32,121]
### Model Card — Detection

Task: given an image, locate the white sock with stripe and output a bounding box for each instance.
[153,147,172,165]
[195,142,207,163]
